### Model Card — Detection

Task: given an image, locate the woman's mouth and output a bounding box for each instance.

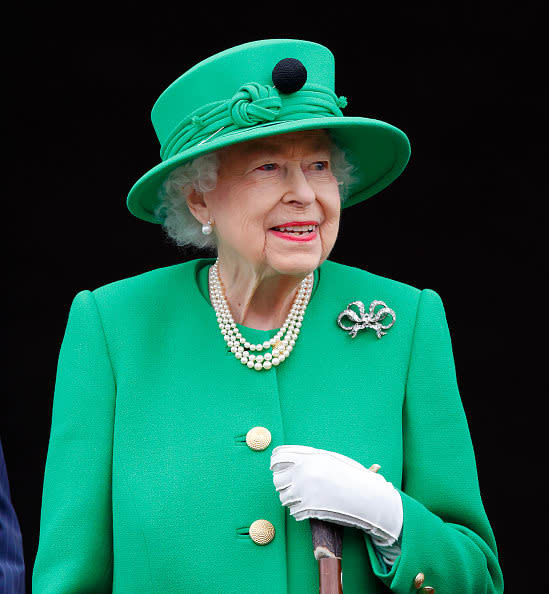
[268,224,318,242]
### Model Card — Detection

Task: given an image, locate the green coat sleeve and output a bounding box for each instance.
[365,289,504,593]
[32,290,115,593]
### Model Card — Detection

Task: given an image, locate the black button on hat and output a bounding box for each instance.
[272,58,307,94]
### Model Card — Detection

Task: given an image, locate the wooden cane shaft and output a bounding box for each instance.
[310,518,342,593]
[318,558,343,594]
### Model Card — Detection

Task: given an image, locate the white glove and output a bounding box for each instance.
[270,444,403,547]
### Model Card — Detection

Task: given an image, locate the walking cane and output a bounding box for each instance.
[310,463,381,593]
[310,519,343,594]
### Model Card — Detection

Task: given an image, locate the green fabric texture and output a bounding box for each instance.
[159,82,347,161]
[126,39,411,223]
[33,258,503,593]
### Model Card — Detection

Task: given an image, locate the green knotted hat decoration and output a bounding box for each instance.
[126,39,411,223]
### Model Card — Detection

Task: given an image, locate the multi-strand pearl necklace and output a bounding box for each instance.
[208,258,314,370]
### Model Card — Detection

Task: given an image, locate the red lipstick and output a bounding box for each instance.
[268,221,319,242]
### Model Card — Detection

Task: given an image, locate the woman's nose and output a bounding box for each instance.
[282,166,316,204]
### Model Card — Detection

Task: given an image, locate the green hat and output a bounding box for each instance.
[127,39,411,223]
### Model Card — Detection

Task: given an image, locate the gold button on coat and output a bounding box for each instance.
[420,588,435,593]
[413,573,425,589]
[245,426,272,451]
[249,519,275,545]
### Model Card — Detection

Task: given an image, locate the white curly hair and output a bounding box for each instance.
[154,131,358,251]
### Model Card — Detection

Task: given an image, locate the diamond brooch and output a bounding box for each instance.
[337,300,396,339]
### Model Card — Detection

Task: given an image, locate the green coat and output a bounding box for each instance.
[32,257,503,593]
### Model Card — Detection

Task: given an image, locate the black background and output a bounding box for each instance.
[2,3,545,592]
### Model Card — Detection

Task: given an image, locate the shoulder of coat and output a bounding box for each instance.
[321,259,422,309]
[89,258,206,306]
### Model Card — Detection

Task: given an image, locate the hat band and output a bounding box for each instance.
[160,82,348,161]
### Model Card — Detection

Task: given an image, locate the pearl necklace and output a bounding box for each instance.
[208,258,314,370]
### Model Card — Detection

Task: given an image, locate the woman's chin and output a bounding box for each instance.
[265,251,322,277]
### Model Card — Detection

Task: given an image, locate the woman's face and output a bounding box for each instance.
[197,129,341,278]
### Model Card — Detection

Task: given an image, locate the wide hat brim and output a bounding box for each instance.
[127,116,410,224]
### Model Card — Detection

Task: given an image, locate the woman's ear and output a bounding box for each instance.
[186,188,210,225]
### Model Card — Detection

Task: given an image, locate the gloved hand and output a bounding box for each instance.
[270,444,403,547]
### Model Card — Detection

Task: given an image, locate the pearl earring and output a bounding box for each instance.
[202,219,213,235]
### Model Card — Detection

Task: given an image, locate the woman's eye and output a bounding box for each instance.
[257,163,278,171]
[311,161,329,171]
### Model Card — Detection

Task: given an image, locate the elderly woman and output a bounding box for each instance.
[32,40,503,593]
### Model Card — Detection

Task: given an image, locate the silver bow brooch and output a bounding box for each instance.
[337,300,396,339]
